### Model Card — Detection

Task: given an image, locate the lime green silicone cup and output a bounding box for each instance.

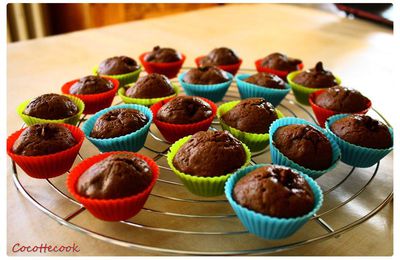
[167,135,252,197]
[17,95,85,126]
[287,71,341,106]
[118,84,179,107]
[93,66,142,86]
[217,100,284,152]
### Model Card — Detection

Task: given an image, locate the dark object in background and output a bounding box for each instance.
[335,4,393,28]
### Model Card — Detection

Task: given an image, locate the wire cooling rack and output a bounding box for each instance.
[10,68,393,255]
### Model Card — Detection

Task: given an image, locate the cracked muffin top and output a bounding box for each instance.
[24,93,78,120]
[199,47,240,67]
[97,56,139,75]
[70,75,114,95]
[126,73,175,99]
[260,52,302,72]
[183,66,230,85]
[244,72,286,89]
[292,62,338,89]
[144,46,182,63]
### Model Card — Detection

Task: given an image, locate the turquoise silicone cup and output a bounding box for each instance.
[82,104,153,152]
[178,71,233,103]
[325,114,393,168]
[93,66,142,86]
[235,74,291,107]
[269,117,341,179]
[225,164,323,240]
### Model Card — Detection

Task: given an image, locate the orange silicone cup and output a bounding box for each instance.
[195,56,242,75]
[139,52,186,79]
[254,59,304,80]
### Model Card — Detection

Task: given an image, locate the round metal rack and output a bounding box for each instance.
[10,68,393,255]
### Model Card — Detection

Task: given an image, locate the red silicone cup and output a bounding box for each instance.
[61,77,119,114]
[150,96,217,143]
[195,56,242,75]
[67,151,159,221]
[254,59,304,80]
[139,52,186,79]
[7,124,85,179]
[309,89,372,127]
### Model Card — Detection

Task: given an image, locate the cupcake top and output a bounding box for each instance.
[76,153,153,199]
[183,66,230,85]
[273,124,332,170]
[24,93,78,120]
[292,62,338,88]
[12,123,77,156]
[90,108,148,139]
[70,75,113,95]
[144,46,182,63]
[233,165,314,218]
[156,96,212,124]
[221,98,278,134]
[97,56,139,75]
[244,72,286,89]
[199,47,240,66]
[125,73,175,99]
[330,115,392,149]
[260,52,302,72]
[173,130,246,177]
[314,86,370,113]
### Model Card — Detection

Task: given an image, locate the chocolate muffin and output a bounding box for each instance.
[76,153,153,199]
[222,98,278,134]
[244,72,286,89]
[330,115,392,149]
[70,75,113,95]
[199,47,240,66]
[23,93,78,120]
[97,56,139,75]
[292,62,338,88]
[261,52,302,72]
[273,124,332,170]
[90,108,148,139]
[314,86,369,112]
[12,123,77,156]
[144,46,182,63]
[233,165,314,218]
[125,73,175,98]
[156,96,212,124]
[173,130,246,177]
[183,66,230,85]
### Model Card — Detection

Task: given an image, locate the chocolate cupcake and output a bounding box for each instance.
[125,73,175,99]
[69,75,113,95]
[292,62,337,89]
[183,66,230,85]
[260,52,302,72]
[144,46,182,63]
[97,56,140,75]
[244,72,286,90]
[199,47,240,67]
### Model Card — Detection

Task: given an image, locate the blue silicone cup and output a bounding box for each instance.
[225,164,323,240]
[178,71,233,102]
[82,104,153,152]
[269,117,341,179]
[325,114,393,168]
[235,74,291,107]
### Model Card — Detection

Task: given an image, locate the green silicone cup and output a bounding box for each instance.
[167,135,252,197]
[93,66,142,86]
[17,95,85,126]
[118,84,179,107]
[287,71,341,106]
[217,100,284,152]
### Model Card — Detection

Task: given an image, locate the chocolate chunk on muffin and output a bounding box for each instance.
[199,47,240,66]
[12,123,77,156]
[244,72,286,89]
[125,73,175,98]
[90,108,148,139]
[97,56,139,75]
[184,66,230,85]
[292,62,338,88]
[76,153,153,199]
[144,46,182,63]
[157,96,212,124]
[261,52,302,72]
[273,124,332,170]
[173,130,246,177]
[233,165,314,218]
[70,75,113,95]
[330,115,392,149]
[24,93,78,120]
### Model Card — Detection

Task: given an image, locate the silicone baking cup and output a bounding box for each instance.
[287,71,341,106]
[325,114,393,168]
[217,100,285,152]
[269,117,341,179]
[7,124,85,179]
[139,52,186,79]
[118,83,179,107]
[67,151,159,221]
[254,58,304,81]
[309,89,372,127]
[235,74,291,107]
[167,135,251,197]
[225,164,323,240]
[17,95,85,126]
[61,77,119,114]
[178,71,233,103]
[82,104,153,152]
[150,97,217,143]
[195,56,242,75]
[93,66,141,86]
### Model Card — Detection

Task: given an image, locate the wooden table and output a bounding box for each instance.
[7,4,393,256]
